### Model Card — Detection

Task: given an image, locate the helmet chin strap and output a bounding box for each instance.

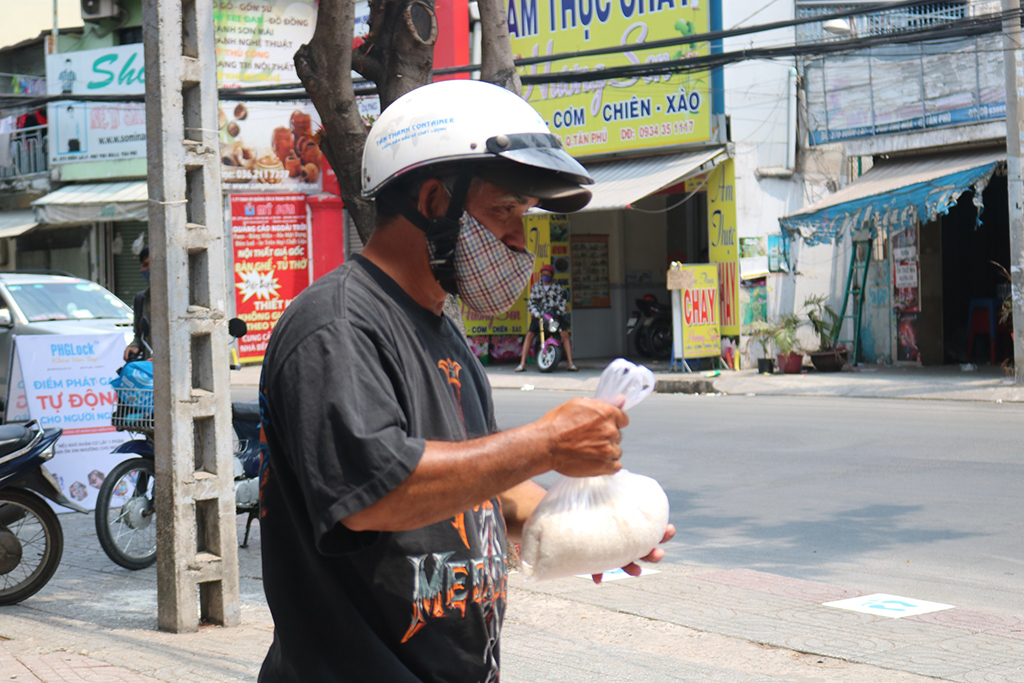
[379,164,476,296]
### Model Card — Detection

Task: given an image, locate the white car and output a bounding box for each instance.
[0,273,134,411]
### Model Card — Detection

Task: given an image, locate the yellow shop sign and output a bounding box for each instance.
[508,0,711,156]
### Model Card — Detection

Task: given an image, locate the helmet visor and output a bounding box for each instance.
[481,133,594,212]
[486,133,594,185]
[476,162,593,213]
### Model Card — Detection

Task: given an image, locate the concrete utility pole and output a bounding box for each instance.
[1004,0,1024,384]
[142,0,241,632]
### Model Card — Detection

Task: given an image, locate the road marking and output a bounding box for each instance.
[823,593,955,618]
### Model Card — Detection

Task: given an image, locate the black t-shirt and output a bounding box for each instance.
[258,255,507,683]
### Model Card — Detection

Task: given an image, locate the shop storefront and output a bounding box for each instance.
[780,146,1009,366]
[500,0,739,363]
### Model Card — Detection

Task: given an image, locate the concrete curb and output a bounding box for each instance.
[654,378,716,394]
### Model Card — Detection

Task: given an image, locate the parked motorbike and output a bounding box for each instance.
[94,319,262,570]
[0,421,85,604]
[627,294,672,360]
[533,313,565,373]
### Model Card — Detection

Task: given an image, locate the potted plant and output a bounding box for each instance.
[745,321,776,374]
[803,294,848,372]
[772,312,804,374]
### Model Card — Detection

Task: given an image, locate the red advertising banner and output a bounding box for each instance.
[231,194,310,363]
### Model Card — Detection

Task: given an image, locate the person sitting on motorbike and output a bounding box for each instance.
[123,247,151,362]
[515,263,578,372]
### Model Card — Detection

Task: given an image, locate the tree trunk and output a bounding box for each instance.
[478,0,521,94]
[294,0,375,242]
[355,0,438,110]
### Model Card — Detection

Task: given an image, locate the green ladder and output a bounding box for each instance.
[832,232,873,365]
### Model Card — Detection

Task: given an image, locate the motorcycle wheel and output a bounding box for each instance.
[633,326,653,357]
[537,344,562,373]
[0,489,63,605]
[647,319,673,360]
[95,458,156,570]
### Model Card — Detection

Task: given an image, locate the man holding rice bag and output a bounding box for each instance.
[257,80,673,683]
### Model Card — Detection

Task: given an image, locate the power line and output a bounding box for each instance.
[0,3,1015,109]
[520,11,1012,86]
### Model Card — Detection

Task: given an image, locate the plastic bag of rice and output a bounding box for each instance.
[520,359,670,580]
[520,469,669,580]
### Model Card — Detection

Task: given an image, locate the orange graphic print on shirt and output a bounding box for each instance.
[437,359,464,424]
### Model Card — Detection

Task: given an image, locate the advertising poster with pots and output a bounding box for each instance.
[231,194,311,362]
[5,333,128,511]
[219,101,324,193]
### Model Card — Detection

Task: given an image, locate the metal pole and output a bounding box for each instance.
[51,0,58,54]
[1003,0,1024,384]
[142,0,240,632]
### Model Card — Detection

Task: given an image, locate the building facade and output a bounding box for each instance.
[782,0,1012,368]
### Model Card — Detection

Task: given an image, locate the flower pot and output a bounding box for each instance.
[809,348,849,372]
[776,352,804,374]
[756,357,775,374]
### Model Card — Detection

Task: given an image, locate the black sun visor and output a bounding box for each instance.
[481,134,594,213]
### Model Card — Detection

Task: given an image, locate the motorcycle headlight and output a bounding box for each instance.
[547,319,558,333]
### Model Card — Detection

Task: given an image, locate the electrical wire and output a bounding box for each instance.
[2,1,1014,109]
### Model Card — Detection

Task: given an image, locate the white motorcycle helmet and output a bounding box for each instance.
[362,80,594,213]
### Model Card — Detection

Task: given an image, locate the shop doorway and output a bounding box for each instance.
[939,175,1011,366]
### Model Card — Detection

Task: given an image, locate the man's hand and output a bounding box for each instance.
[124,346,140,362]
[537,398,628,477]
[592,524,676,584]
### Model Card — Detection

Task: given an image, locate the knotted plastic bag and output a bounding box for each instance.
[520,359,670,580]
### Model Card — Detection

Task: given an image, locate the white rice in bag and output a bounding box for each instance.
[520,469,670,581]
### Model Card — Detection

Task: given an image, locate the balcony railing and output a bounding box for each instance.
[0,125,48,181]
[795,2,968,43]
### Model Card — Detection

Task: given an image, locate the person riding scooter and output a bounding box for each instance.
[516,263,578,372]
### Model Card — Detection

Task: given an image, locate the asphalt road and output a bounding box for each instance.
[493,388,1024,617]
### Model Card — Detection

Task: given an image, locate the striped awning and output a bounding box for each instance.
[33,180,149,224]
[780,147,1005,245]
[0,210,38,238]
[580,147,727,212]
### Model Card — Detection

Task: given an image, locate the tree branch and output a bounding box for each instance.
[295,0,375,241]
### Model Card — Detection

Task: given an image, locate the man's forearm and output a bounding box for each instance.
[341,425,553,533]
[342,397,626,534]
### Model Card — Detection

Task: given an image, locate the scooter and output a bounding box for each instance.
[534,313,565,373]
[0,421,86,605]
[627,294,673,360]
[93,319,263,570]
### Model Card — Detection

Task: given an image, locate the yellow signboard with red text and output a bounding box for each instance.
[507,0,711,157]
[686,158,738,336]
[669,264,720,357]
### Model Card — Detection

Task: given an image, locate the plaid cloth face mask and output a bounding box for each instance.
[433,211,535,316]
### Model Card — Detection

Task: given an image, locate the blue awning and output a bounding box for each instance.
[780,147,1005,245]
